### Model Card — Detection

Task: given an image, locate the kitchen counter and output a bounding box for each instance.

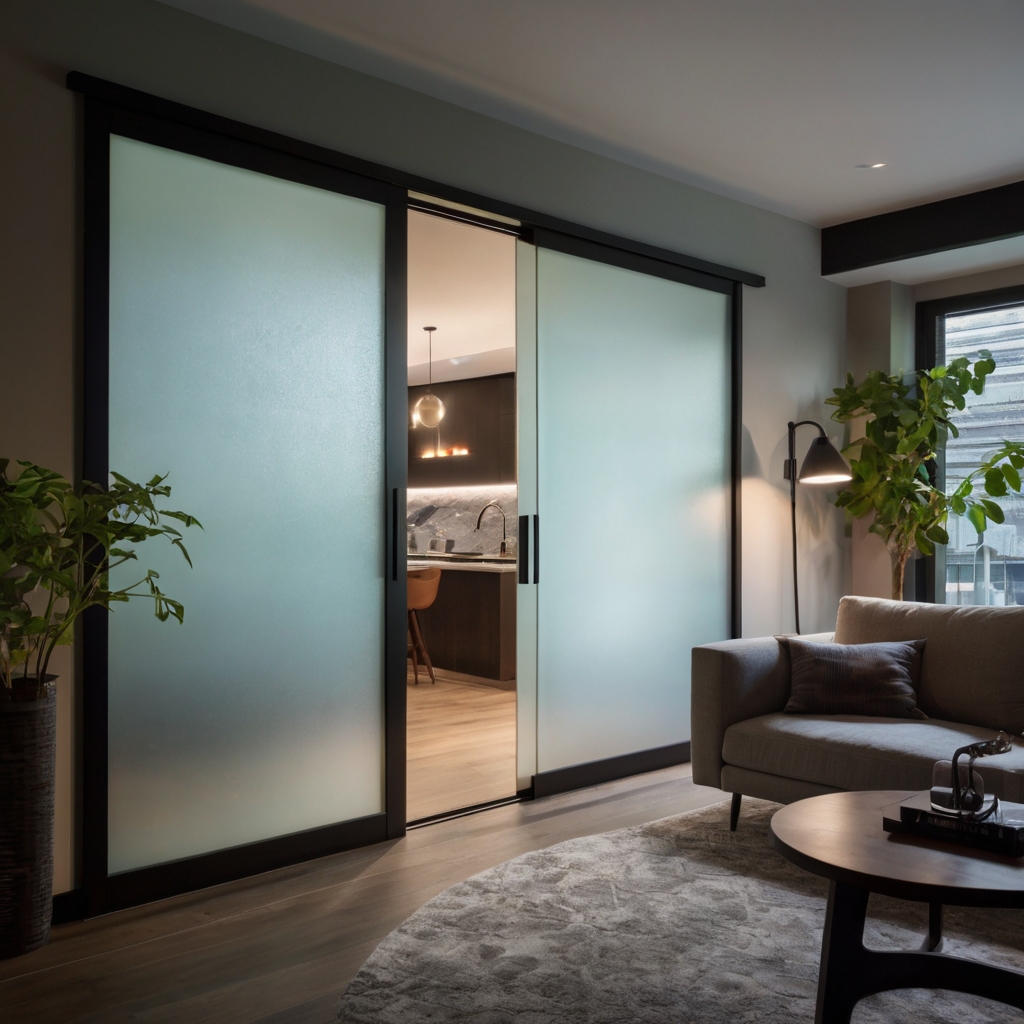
[407,557,517,682]
[408,556,516,573]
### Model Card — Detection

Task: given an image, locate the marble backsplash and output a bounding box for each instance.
[407,485,518,558]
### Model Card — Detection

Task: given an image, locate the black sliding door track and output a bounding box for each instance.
[67,72,763,291]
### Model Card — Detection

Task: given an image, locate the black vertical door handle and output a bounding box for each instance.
[518,515,529,584]
[391,487,399,582]
[532,514,539,585]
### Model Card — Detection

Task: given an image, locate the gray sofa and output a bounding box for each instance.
[692,595,1024,828]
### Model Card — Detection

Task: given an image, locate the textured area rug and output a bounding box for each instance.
[337,799,1024,1022]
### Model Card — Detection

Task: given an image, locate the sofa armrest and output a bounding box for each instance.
[690,632,832,789]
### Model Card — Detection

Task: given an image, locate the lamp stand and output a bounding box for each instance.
[786,421,801,634]
[784,419,852,636]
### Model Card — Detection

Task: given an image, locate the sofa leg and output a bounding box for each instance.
[730,792,742,831]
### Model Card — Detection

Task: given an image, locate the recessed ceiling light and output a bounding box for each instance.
[855,163,887,169]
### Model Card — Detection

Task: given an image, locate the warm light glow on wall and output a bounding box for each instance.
[420,446,469,459]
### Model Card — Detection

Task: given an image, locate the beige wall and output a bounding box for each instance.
[1,47,79,894]
[844,282,916,600]
[2,0,848,894]
[914,262,1024,304]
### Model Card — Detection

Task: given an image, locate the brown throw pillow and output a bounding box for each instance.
[779,636,927,718]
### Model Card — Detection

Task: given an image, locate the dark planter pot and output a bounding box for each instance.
[0,677,57,959]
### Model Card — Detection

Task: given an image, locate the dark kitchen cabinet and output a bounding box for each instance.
[415,569,516,682]
[409,373,515,486]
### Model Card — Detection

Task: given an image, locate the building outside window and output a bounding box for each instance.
[940,301,1024,605]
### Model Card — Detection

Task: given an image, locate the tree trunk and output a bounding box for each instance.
[890,549,909,601]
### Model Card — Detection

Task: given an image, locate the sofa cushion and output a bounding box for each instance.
[722,713,1024,801]
[834,595,1024,733]
[781,637,926,718]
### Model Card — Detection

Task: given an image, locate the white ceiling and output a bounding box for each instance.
[160,0,1024,228]
[407,210,516,382]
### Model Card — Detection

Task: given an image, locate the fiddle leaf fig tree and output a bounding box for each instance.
[0,460,201,699]
[826,353,1024,600]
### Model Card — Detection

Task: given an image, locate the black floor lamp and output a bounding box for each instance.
[785,420,852,634]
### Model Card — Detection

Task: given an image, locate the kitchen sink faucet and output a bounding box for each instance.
[475,503,508,556]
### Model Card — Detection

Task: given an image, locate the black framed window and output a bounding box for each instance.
[916,284,1024,605]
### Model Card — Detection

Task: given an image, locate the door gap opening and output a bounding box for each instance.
[405,205,520,824]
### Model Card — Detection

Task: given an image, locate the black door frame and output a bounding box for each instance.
[69,71,758,917]
[80,96,408,915]
[915,283,1024,604]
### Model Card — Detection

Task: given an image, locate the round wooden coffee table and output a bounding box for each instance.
[770,790,1024,1024]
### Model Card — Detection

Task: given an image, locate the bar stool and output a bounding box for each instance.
[407,567,441,685]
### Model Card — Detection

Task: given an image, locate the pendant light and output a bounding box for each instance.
[413,326,445,429]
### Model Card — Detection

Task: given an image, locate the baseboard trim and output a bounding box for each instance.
[52,888,88,924]
[105,812,388,913]
[532,741,691,799]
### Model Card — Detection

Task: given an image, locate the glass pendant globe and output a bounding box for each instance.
[415,393,445,428]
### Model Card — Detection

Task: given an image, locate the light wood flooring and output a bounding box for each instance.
[0,764,725,1024]
[406,669,517,821]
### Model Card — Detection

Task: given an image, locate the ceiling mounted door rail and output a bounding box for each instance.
[65,72,765,291]
[406,197,523,237]
[531,228,735,296]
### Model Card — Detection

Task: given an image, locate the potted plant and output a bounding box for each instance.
[827,353,1024,600]
[0,460,199,958]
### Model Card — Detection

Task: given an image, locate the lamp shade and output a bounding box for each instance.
[798,435,852,485]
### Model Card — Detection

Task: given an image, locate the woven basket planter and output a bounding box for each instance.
[0,679,56,960]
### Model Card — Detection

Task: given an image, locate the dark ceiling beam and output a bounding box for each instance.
[821,178,1024,277]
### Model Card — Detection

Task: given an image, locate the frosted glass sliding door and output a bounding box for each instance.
[106,135,388,873]
[515,241,539,790]
[535,246,731,772]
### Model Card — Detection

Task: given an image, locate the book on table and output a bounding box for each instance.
[882,792,1024,858]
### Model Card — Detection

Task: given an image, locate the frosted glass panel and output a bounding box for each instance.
[536,249,730,771]
[107,136,385,873]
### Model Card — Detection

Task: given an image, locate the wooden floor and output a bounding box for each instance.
[0,764,724,1024]
[406,669,517,821]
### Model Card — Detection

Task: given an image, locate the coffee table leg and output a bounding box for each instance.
[814,884,1024,1020]
[920,902,942,953]
[815,880,869,1024]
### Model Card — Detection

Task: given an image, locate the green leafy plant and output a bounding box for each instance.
[826,353,1024,600]
[0,460,201,699]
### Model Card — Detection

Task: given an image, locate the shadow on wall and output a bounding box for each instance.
[741,424,765,480]
[740,423,846,636]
